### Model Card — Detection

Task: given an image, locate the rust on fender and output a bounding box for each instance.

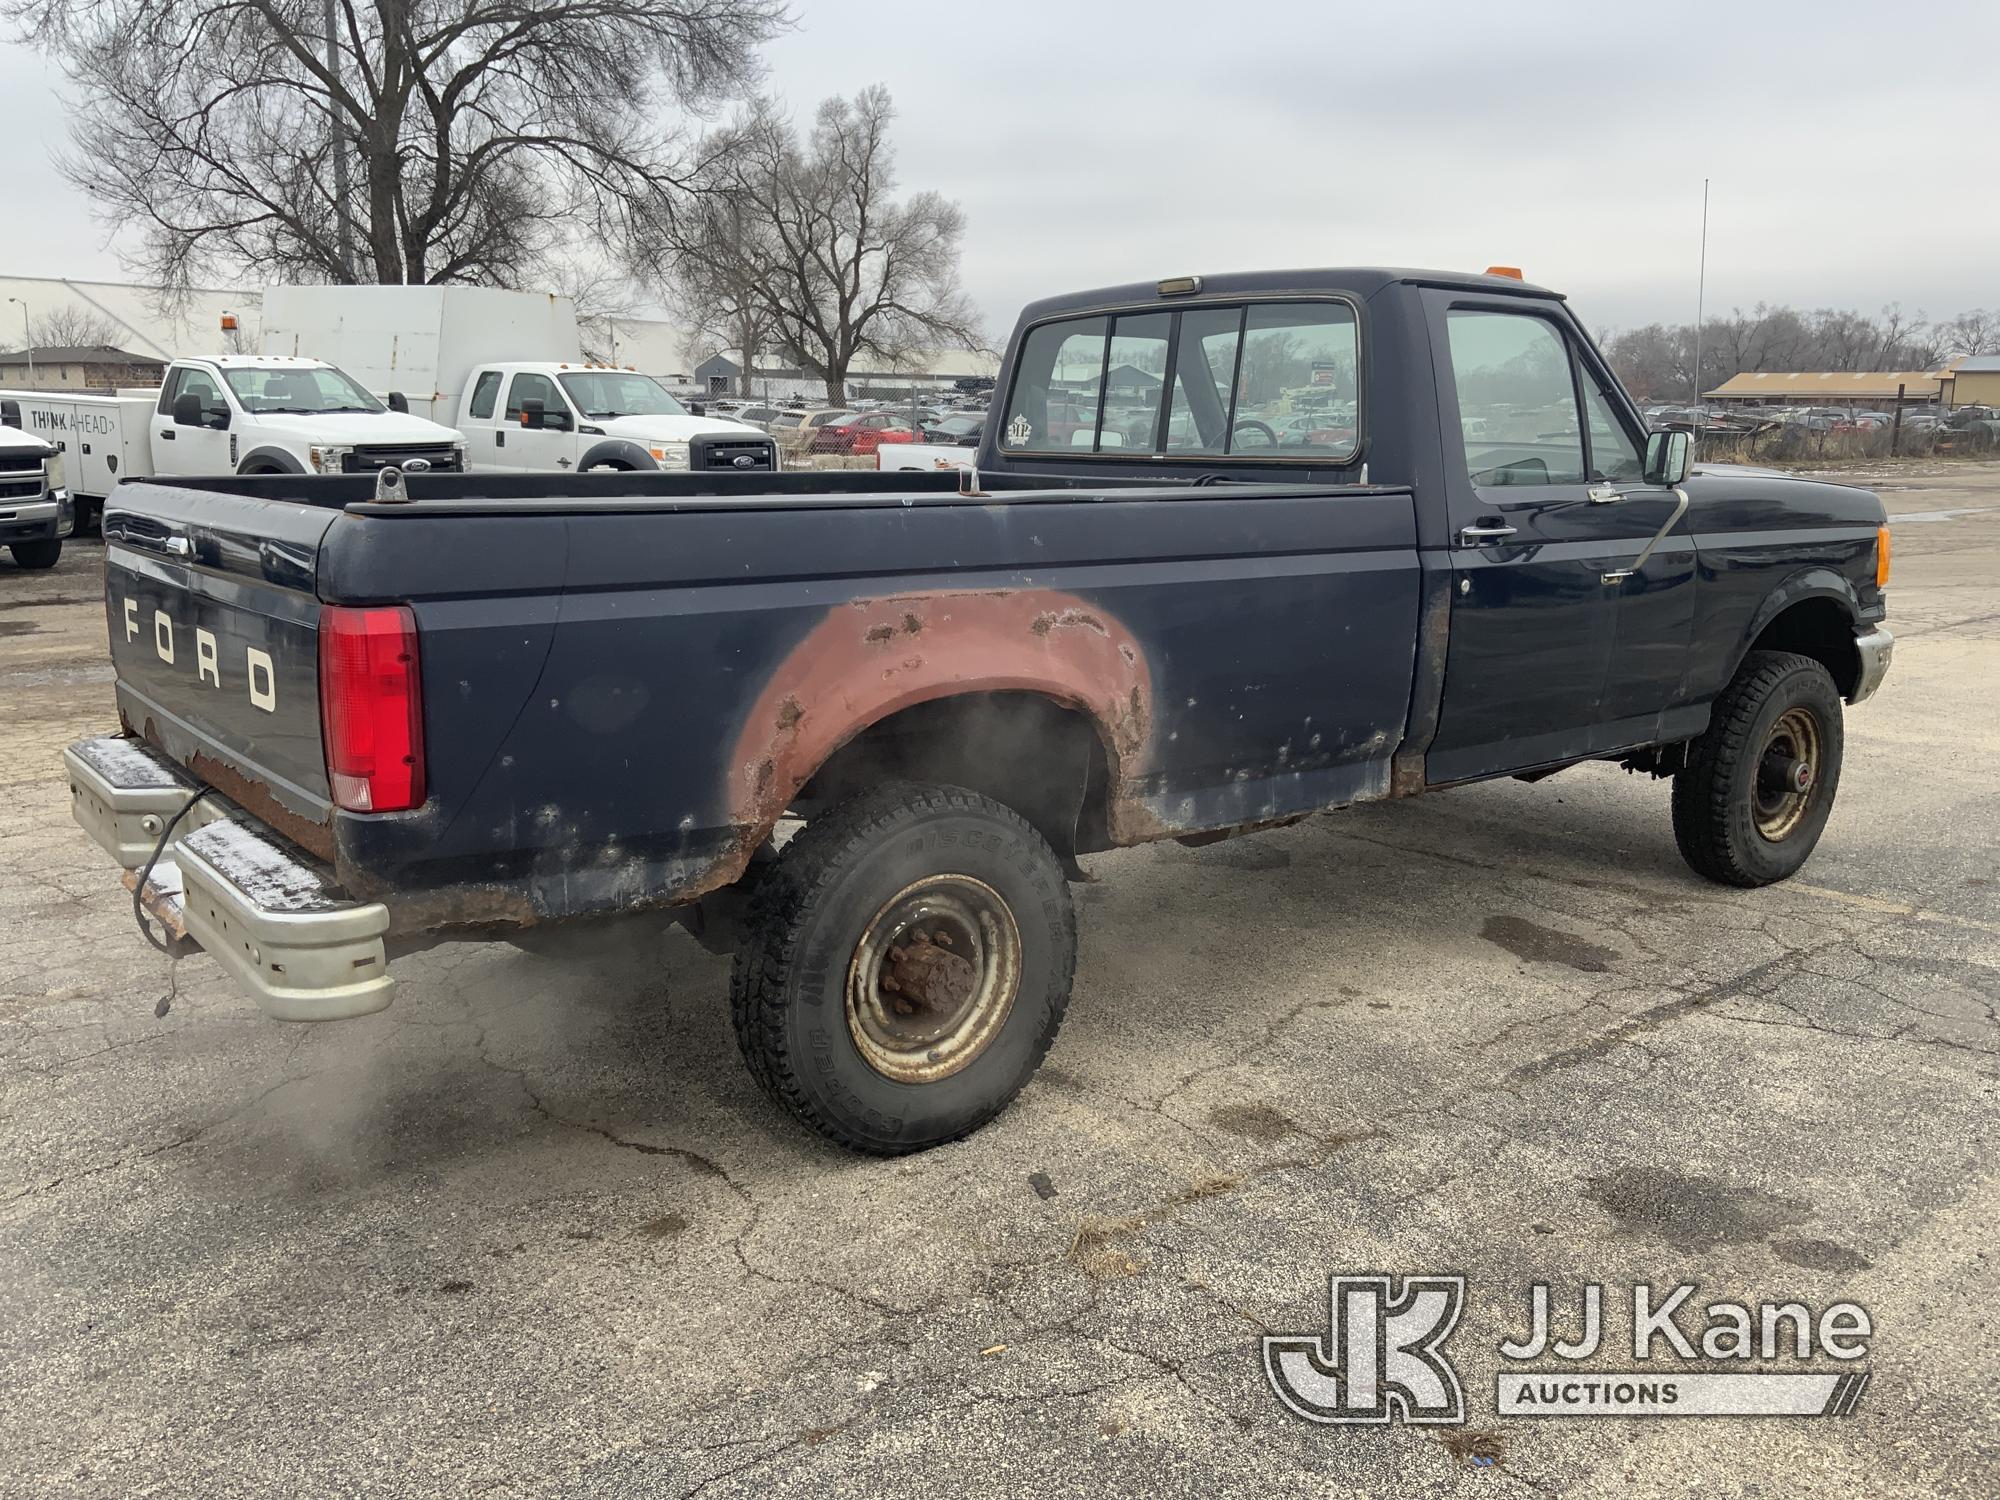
[729,588,1154,845]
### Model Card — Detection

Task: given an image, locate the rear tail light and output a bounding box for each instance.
[319,604,425,812]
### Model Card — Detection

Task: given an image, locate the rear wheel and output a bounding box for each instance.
[728,781,1076,1154]
[1672,650,1844,887]
[8,539,60,569]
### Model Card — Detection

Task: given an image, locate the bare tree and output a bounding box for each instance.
[1940,309,2000,358]
[29,303,127,349]
[6,1,789,293]
[1603,301,1993,400]
[639,86,983,403]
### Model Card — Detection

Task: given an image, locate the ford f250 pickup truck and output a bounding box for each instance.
[63,267,1894,1154]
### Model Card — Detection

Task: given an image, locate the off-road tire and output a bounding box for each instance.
[728,781,1076,1154]
[1672,650,1844,887]
[8,540,60,569]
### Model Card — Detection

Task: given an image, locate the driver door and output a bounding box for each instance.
[155,366,235,477]
[499,372,577,472]
[1423,300,1628,783]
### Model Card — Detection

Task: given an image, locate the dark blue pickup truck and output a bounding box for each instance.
[64,267,1894,1153]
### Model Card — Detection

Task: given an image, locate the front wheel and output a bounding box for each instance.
[8,539,61,569]
[1672,650,1844,887]
[729,781,1076,1154]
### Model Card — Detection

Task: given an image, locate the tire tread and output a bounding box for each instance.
[727,780,1075,1154]
[1672,650,1837,887]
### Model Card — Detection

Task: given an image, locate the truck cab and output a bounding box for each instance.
[456,362,778,473]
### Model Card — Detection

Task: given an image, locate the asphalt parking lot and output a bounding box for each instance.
[3,468,1996,1499]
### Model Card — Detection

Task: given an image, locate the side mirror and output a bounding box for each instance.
[172,391,203,427]
[387,391,409,414]
[0,398,18,429]
[520,397,544,429]
[687,401,705,417]
[1644,428,1691,486]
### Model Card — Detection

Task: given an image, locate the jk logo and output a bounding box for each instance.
[1263,1274,1467,1425]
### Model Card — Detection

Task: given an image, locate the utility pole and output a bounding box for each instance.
[6,298,30,387]
[325,0,355,281]
[1692,177,1709,448]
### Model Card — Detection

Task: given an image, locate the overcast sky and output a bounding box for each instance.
[2,0,1994,344]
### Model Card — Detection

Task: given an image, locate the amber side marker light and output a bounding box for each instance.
[1877,526,1892,588]
[1485,265,1524,280]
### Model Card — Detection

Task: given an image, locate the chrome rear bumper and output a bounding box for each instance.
[1850,625,1895,705]
[64,736,393,1022]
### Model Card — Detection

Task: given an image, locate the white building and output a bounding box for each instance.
[0,273,705,385]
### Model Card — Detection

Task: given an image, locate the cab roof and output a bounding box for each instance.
[1017,267,1562,324]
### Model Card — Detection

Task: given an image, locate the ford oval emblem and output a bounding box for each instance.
[403,457,432,473]
[732,453,756,469]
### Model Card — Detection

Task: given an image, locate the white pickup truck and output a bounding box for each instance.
[261,285,777,475]
[0,420,72,569]
[0,355,466,530]
[454,362,776,473]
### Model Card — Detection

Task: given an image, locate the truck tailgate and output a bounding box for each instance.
[102,482,338,852]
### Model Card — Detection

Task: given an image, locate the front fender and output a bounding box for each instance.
[1736,566,1861,656]
[577,439,661,472]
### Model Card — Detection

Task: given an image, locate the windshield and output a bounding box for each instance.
[223,364,383,415]
[556,371,688,419]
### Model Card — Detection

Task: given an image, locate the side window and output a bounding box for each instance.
[1164,306,1243,455]
[1097,313,1170,451]
[504,372,559,420]
[175,367,225,409]
[1232,303,1359,458]
[1446,310,1584,486]
[1000,316,1106,452]
[468,370,502,421]
[1581,378,1643,483]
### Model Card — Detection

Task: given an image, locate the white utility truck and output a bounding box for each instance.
[262,285,778,474]
[0,354,466,531]
[0,416,72,569]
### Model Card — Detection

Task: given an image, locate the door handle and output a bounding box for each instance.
[1587,485,1624,504]
[1459,523,1518,544]
[159,430,175,440]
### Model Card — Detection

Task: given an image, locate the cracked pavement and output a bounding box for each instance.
[2,468,1996,1498]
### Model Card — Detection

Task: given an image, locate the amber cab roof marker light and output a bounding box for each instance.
[1157,276,1203,296]
[1485,266,1525,281]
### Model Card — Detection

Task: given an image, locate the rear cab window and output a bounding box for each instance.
[467,370,502,421]
[1000,300,1360,462]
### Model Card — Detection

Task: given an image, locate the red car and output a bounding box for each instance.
[809,411,921,455]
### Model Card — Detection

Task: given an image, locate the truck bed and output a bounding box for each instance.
[101,469,1424,930]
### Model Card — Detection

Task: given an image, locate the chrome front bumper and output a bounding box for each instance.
[1850,625,1895,705]
[64,736,393,1022]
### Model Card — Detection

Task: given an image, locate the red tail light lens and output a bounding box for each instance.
[319,605,425,812]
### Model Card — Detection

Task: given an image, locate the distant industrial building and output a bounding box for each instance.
[693,347,1001,401]
[1703,368,1949,406]
[1938,355,2000,409]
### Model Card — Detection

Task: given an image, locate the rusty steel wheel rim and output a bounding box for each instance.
[1753,705,1823,842]
[845,875,1022,1084]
